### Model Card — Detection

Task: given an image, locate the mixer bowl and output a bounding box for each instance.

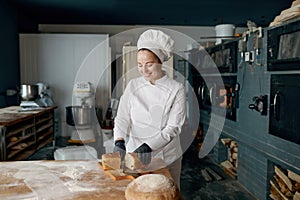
[20,84,39,101]
[66,106,93,126]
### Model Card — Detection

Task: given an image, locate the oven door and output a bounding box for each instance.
[216,76,238,121]
[193,75,211,111]
[195,75,238,121]
[267,20,300,71]
[207,40,238,73]
[269,74,300,145]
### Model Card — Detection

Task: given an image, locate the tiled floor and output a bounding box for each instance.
[28,137,257,200]
[180,144,257,200]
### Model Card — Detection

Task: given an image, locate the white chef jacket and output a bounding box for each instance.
[113,74,186,165]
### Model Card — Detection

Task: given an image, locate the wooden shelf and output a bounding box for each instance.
[7,141,36,160]
[7,133,35,148]
[37,128,53,141]
[0,106,56,161]
[36,115,53,125]
[37,122,53,133]
[9,149,36,161]
[37,136,53,150]
[6,124,35,138]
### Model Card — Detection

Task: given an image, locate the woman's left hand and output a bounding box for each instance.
[134,143,152,165]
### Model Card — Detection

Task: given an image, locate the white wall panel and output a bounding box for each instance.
[19,34,110,136]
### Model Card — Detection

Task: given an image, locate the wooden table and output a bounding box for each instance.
[0,106,56,126]
[0,160,171,200]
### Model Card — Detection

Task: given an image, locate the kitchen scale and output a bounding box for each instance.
[20,82,54,111]
[20,101,40,107]
[20,101,45,111]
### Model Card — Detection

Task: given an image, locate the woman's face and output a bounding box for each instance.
[137,49,163,84]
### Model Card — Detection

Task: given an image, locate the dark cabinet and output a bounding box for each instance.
[269,74,300,145]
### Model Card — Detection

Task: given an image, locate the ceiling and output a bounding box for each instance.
[9,0,294,27]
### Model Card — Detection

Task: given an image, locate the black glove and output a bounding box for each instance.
[113,140,126,160]
[134,143,152,165]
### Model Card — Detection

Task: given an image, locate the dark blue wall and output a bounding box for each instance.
[198,27,300,200]
[0,1,20,107]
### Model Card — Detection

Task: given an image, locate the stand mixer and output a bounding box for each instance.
[35,82,54,107]
[66,82,96,143]
[19,84,41,109]
[20,83,54,110]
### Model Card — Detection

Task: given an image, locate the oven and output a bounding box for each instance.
[269,74,300,145]
[267,20,300,144]
[206,40,238,73]
[267,20,300,71]
[193,75,239,121]
[188,39,238,73]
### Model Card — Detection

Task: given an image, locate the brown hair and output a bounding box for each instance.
[138,48,162,64]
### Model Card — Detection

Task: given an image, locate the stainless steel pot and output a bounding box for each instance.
[20,84,38,101]
[66,106,93,126]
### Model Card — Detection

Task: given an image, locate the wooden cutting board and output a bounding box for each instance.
[99,163,136,180]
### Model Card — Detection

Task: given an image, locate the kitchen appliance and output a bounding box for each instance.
[267,20,300,71]
[66,82,95,142]
[19,84,42,109]
[35,82,54,107]
[20,84,38,101]
[267,20,300,145]
[20,83,54,109]
[206,39,238,73]
[194,75,239,121]
[188,39,238,74]
[269,74,300,145]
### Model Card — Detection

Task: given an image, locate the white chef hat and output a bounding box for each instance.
[137,29,174,63]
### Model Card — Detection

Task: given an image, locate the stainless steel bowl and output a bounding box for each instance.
[20,84,38,101]
[66,106,93,126]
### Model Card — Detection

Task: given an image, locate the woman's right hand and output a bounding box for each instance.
[113,140,126,160]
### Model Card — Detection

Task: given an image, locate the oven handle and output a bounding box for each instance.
[201,85,205,100]
[273,91,280,121]
[209,87,214,104]
[197,85,202,100]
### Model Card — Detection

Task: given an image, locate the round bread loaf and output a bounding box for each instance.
[10,137,18,142]
[125,174,180,200]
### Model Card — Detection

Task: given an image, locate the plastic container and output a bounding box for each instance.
[54,145,97,160]
[103,138,114,153]
[215,24,236,44]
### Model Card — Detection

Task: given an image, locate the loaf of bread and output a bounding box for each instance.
[10,136,18,142]
[101,152,121,170]
[102,152,146,171]
[125,174,180,200]
[124,152,144,171]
